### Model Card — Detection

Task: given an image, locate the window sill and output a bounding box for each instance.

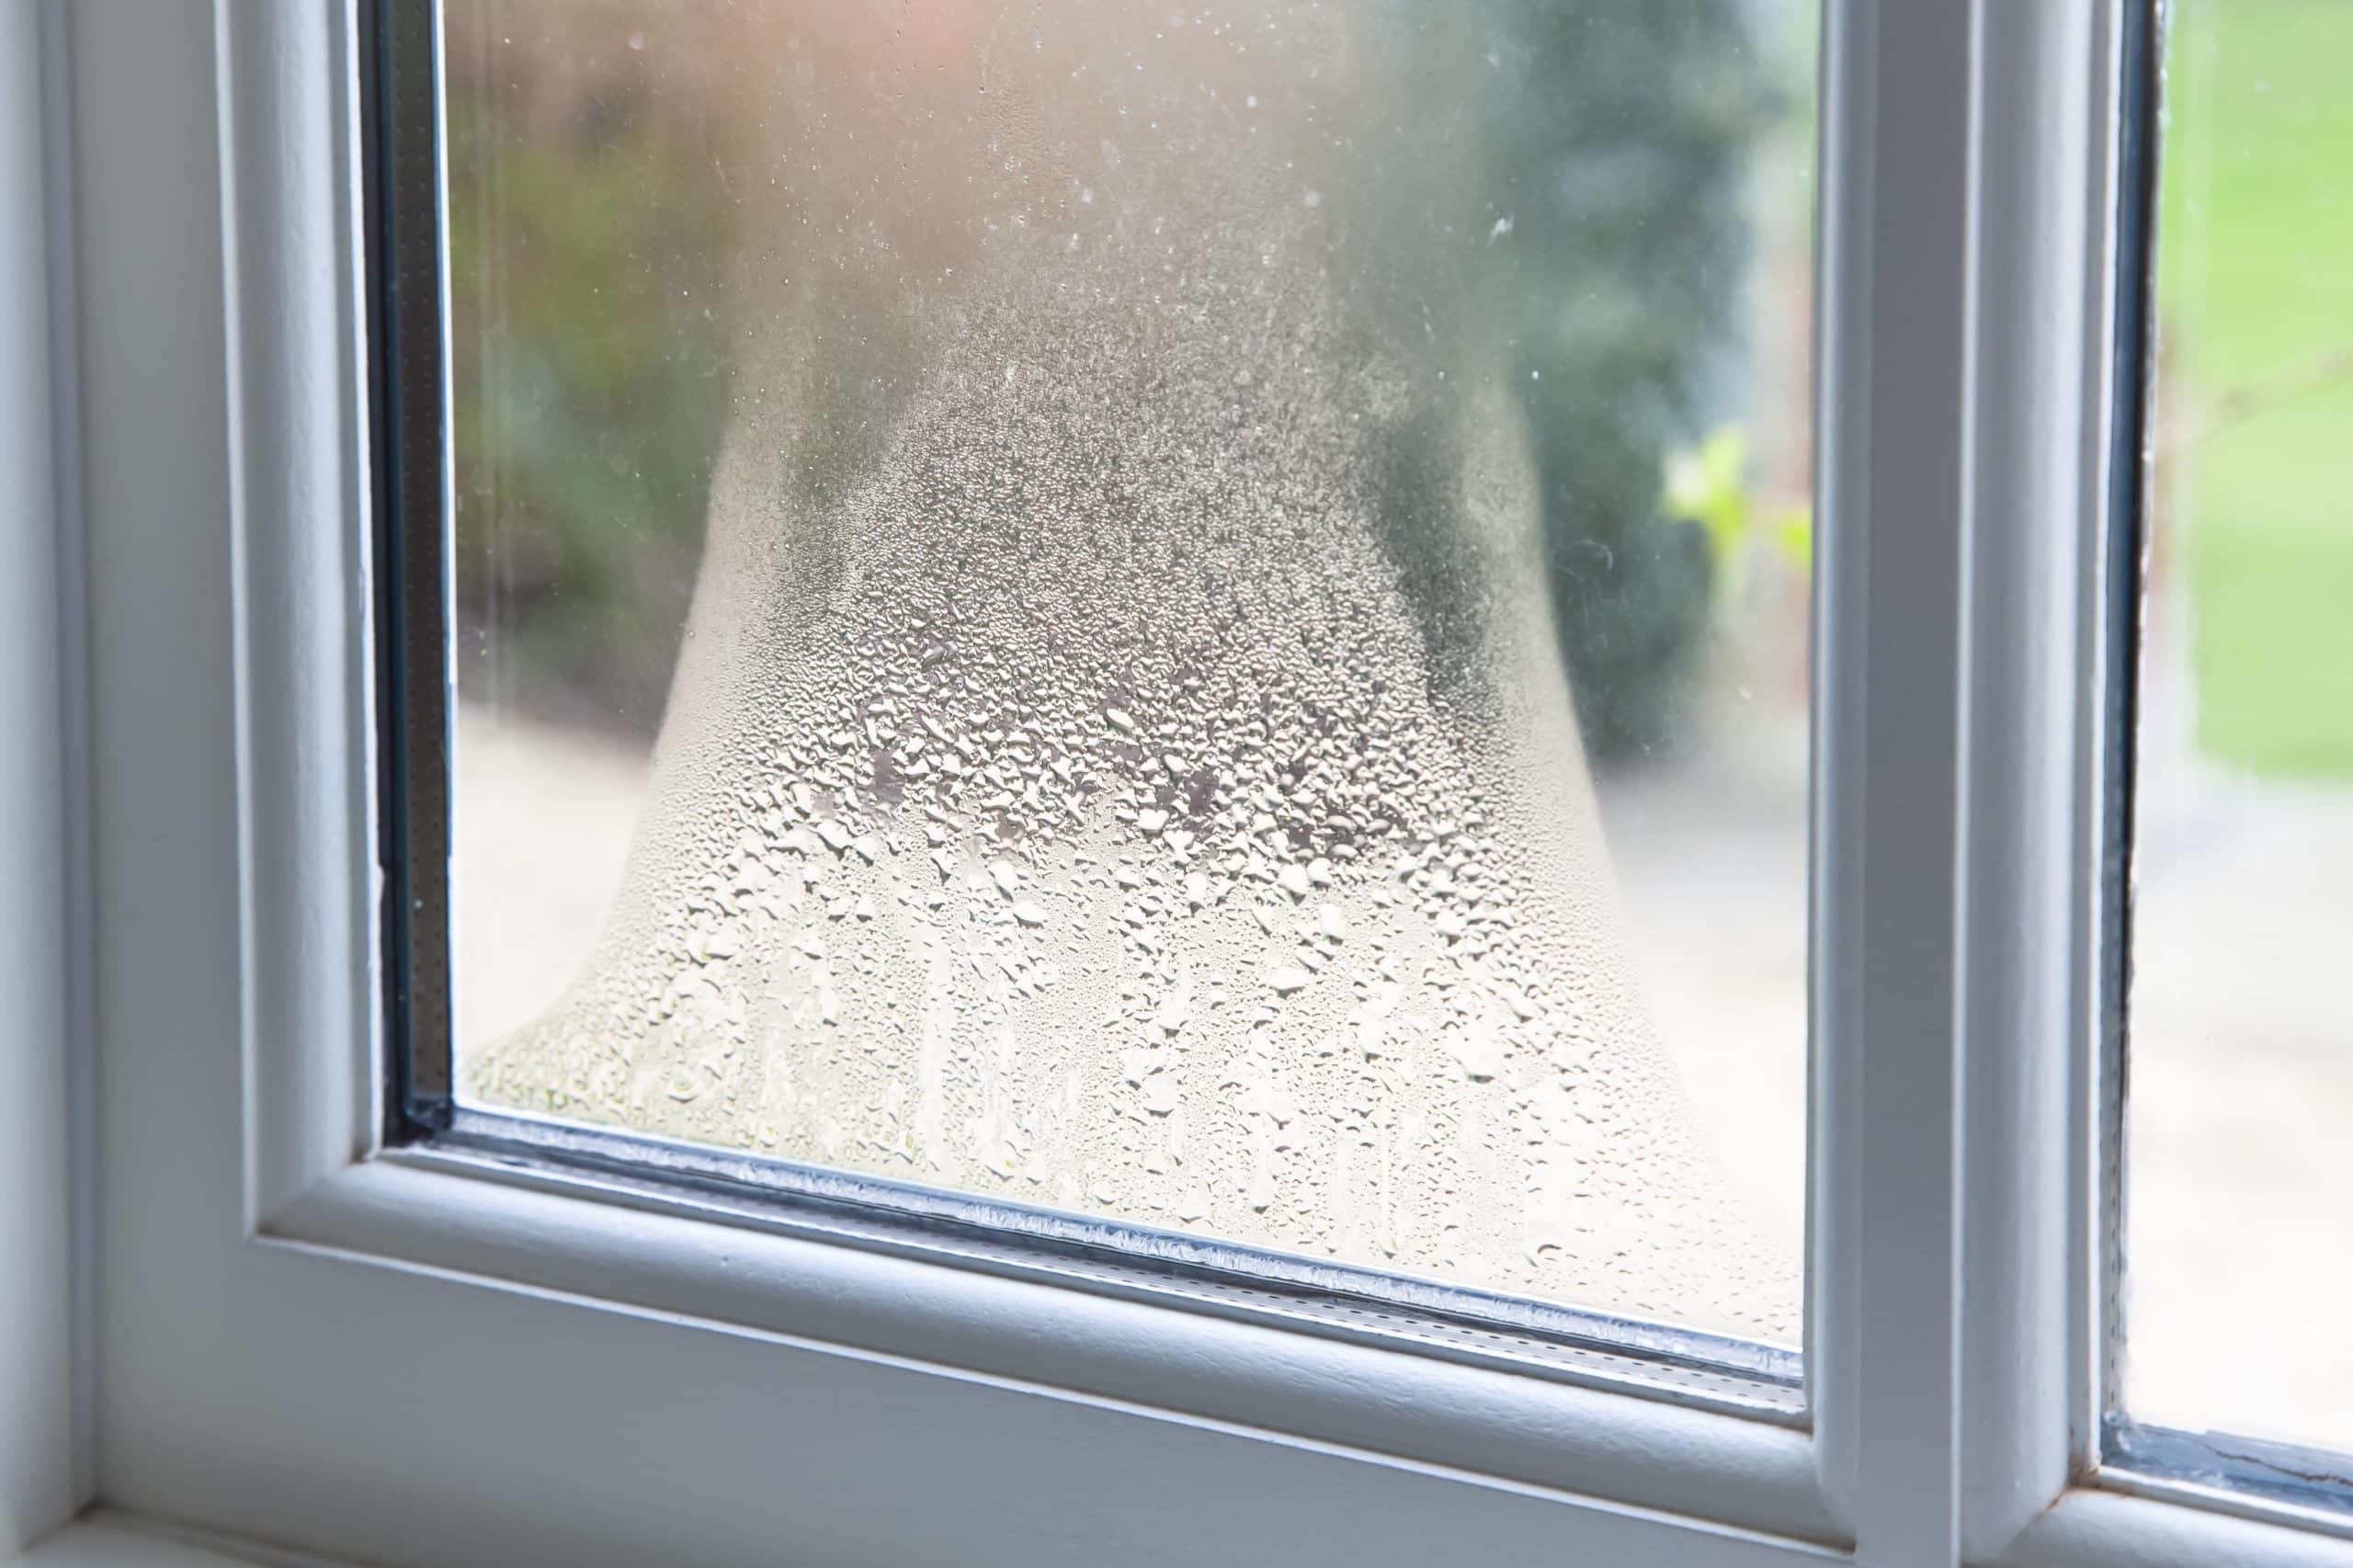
[259,1152,1844,1551]
[17,1516,336,1568]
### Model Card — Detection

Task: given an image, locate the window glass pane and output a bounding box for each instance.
[2128,0,2353,1459]
[444,0,1816,1346]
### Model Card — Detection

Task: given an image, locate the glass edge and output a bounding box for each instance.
[2097,0,2163,1441]
[2106,1417,2353,1524]
[438,1102,1806,1414]
[372,0,456,1143]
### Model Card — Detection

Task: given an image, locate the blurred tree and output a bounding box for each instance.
[446,29,738,735]
[1480,0,1776,764]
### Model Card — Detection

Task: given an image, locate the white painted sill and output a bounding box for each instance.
[17,1516,325,1568]
[35,1485,2353,1568]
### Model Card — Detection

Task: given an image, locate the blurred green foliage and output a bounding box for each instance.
[1661,424,1813,591]
[447,58,737,734]
[2157,0,2353,779]
[1483,0,1779,763]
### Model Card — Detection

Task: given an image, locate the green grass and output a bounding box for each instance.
[2159,0,2353,778]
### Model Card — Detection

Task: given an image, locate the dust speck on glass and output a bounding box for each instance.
[408,0,1819,1354]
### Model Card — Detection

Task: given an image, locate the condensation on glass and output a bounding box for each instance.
[445,0,1818,1344]
[2124,0,2353,1459]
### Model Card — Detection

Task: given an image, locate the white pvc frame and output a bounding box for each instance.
[0,0,78,1554]
[36,0,2353,1564]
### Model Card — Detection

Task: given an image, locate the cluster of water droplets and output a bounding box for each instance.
[470,0,1797,1341]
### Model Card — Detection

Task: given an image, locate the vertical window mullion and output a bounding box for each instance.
[1808,2,1977,1561]
[1813,5,2127,1563]
[1954,2,2124,1557]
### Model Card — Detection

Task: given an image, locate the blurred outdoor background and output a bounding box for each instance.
[439,0,2353,1431]
[2128,0,2353,1456]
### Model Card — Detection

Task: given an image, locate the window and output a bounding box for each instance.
[2109,0,2353,1506]
[407,0,1819,1367]
[47,1,2353,1566]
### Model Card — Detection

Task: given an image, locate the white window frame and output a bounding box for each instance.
[11,0,2349,1563]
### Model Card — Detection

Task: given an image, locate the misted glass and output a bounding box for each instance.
[2126,0,2353,1456]
[447,0,1817,1344]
